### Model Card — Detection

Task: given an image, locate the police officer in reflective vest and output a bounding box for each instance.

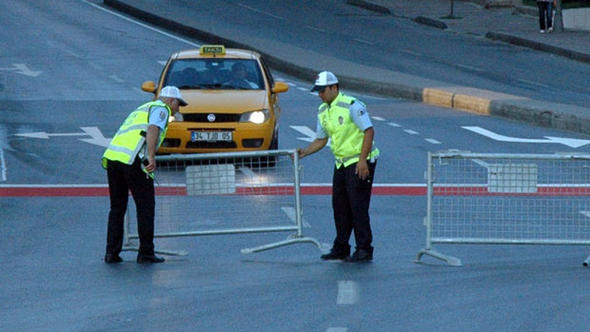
[102,86,187,264]
[297,71,379,262]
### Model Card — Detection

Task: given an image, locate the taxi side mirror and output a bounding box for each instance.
[141,81,157,93]
[272,81,288,94]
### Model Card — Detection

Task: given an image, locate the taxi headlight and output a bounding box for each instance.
[240,109,269,124]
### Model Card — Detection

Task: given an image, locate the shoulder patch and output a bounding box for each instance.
[159,110,167,121]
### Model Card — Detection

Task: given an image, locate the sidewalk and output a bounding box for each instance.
[103,0,590,135]
[359,0,590,63]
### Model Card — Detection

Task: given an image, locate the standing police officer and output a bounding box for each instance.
[102,86,187,264]
[297,71,379,262]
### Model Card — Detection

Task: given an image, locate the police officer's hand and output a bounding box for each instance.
[145,156,156,173]
[356,159,369,180]
[297,148,306,159]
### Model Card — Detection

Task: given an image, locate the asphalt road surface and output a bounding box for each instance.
[2,1,590,331]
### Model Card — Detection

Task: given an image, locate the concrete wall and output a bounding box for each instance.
[563,8,590,31]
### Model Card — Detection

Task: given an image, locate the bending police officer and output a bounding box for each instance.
[102,86,187,264]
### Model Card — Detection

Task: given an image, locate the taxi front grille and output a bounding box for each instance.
[186,141,237,149]
[182,113,240,123]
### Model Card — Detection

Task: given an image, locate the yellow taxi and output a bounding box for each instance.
[141,45,288,154]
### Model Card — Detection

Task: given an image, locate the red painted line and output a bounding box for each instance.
[1,184,589,197]
[0,186,110,197]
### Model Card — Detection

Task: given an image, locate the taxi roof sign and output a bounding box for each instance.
[200,45,225,56]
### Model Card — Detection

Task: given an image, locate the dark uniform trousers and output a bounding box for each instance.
[106,158,155,256]
[331,160,377,254]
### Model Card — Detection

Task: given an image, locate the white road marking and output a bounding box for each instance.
[352,38,375,45]
[297,87,309,92]
[336,280,359,305]
[281,207,311,228]
[456,64,483,72]
[326,328,348,332]
[371,116,385,121]
[387,122,401,127]
[425,138,441,144]
[0,64,42,77]
[400,49,421,57]
[404,129,419,135]
[463,126,590,148]
[80,0,201,47]
[158,60,167,66]
[290,125,331,147]
[109,74,124,83]
[237,3,286,20]
[517,78,550,89]
[0,148,6,182]
[15,131,87,139]
[238,166,258,180]
[306,25,326,33]
[79,127,111,147]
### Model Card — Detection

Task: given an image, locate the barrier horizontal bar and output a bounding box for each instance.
[128,225,299,239]
[156,149,295,161]
[431,238,590,245]
[431,152,590,160]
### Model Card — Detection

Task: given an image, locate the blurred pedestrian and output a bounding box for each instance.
[297,71,380,262]
[102,86,187,264]
[537,0,554,33]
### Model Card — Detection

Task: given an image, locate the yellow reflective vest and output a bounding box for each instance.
[318,93,379,168]
[102,100,170,170]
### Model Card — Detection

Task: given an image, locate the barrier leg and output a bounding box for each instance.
[241,234,326,254]
[415,248,462,266]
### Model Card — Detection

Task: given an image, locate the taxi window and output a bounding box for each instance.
[164,59,264,90]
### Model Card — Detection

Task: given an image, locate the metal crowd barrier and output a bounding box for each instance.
[416,151,590,266]
[122,149,322,255]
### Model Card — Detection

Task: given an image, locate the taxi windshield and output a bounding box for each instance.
[164,59,264,90]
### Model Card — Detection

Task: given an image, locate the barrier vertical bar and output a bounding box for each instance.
[416,152,462,266]
[293,149,303,237]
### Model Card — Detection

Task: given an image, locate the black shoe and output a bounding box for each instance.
[321,250,350,261]
[104,254,123,264]
[136,254,165,264]
[346,249,373,262]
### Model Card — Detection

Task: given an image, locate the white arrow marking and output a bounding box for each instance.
[15,127,111,148]
[290,125,331,147]
[14,64,42,77]
[463,126,590,148]
[79,127,111,147]
[15,131,87,139]
[0,64,42,77]
[290,125,316,143]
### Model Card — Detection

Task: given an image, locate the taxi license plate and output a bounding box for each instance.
[191,131,233,142]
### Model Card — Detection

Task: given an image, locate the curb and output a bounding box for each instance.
[346,0,392,15]
[103,0,590,136]
[485,32,590,65]
[413,16,448,29]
